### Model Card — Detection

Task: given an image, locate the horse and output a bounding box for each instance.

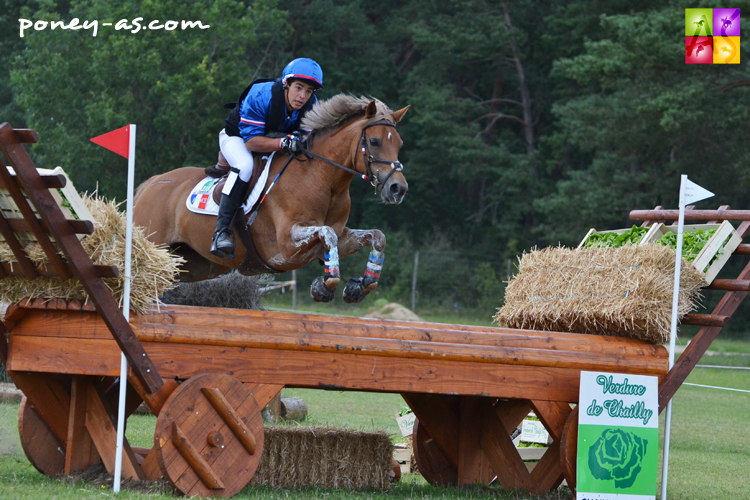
[133,95,409,303]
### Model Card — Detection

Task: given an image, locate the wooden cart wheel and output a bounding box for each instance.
[559,405,579,492]
[18,396,66,476]
[154,374,264,497]
[411,419,458,486]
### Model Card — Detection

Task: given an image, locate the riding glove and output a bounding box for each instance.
[280,134,302,153]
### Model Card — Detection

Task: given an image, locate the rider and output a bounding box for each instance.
[210,58,324,259]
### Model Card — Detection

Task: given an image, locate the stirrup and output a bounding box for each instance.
[210,229,235,260]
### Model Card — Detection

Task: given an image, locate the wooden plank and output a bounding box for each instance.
[681,314,729,327]
[141,448,163,481]
[84,380,145,480]
[128,373,178,416]
[457,396,484,485]
[402,393,460,466]
[0,262,117,279]
[9,335,610,403]
[659,259,750,410]
[0,171,66,190]
[136,306,666,358]
[479,399,529,489]
[245,383,284,409]
[65,376,98,474]
[9,309,115,340]
[133,323,669,375]
[2,217,93,235]
[495,399,533,433]
[559,406,579,491]
[0,139,71,280]
[708,205,731,224]
[526,440,564,492]
[6,127,39,144]
[708,279,750,291]
[0,197,39,279]
[201,387,257,455]
[171,422,225,490]
[0,321,8,366]
[529,401,572,442]
[630,208,750,222]
[8,371,70,445]
[0,122,162,393]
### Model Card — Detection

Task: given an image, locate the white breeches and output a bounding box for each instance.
[219,128,254,195]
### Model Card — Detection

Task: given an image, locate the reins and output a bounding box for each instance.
[243,120,403,228]
[300,120,404,192]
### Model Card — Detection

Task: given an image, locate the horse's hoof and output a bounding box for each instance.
[310,276,335,302]
[342,278,367,304]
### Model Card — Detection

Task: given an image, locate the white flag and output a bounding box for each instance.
[683,178,714,206]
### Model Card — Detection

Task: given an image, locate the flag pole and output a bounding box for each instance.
[113,124,136,493]
[660,175,714,499]
[660,175,686,500]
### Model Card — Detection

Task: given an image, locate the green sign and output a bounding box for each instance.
[576,372,659,500]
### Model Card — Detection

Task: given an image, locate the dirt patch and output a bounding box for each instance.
[59,462,173,495]
[364,302,422,322]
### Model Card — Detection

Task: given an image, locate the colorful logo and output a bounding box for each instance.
[686,8,740,64]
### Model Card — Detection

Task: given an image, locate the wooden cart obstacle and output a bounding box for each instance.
[1,124,749,497]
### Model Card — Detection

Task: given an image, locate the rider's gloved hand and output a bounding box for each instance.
[279,134,302,154]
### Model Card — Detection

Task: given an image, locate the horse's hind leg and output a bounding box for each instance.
[337,228,385,304]
[289,224,341,302]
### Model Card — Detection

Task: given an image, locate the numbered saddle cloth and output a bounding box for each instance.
[185,152,274,216]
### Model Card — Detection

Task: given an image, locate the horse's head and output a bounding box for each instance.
[360,100,409,205]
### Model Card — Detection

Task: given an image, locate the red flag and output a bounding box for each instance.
[91,125,130,158]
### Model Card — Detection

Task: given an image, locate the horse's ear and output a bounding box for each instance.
[365,100,378,119]
[391,105,410,124]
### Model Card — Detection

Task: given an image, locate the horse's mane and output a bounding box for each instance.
[301,95,393,140]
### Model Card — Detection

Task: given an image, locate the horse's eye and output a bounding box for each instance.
[369,137,381,147]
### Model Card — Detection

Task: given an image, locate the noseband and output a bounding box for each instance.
[359,121,404,192]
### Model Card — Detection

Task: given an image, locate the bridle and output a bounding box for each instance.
[299,120,403,192]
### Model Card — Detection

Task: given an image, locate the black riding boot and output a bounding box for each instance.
[210,177,250,259]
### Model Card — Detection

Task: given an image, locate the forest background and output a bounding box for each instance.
[2,0,750,335]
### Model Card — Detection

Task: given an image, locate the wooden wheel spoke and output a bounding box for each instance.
[171,422,225,490]
[201,387,257,455]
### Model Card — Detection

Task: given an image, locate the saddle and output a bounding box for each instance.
[210,151,282,277]
[210,151,267,207]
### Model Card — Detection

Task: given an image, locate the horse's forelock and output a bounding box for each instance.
[302,95,393,138]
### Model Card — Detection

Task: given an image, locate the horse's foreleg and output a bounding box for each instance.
[289,224,340,302]
[337,228,386,304]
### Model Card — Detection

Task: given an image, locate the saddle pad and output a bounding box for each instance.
[186,153,274,216]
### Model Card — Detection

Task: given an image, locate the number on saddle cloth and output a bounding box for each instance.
[186,153,275,216]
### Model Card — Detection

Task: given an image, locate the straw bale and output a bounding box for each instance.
[0,195,184,315]
[251,425,393,489]
[494,245,705,344]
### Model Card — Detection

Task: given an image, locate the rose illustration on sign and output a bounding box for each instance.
[587,428,648,489]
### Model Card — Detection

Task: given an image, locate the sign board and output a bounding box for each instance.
[521,419,550,444]
[396,412,416,438]
[577,371,659,500]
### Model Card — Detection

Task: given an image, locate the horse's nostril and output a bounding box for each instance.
[390,183,402,196]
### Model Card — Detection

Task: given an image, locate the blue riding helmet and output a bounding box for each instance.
[281,58,324,90]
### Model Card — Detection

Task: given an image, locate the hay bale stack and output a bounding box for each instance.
[495,245,705,344]
[0,196,184,315]
[251,426,393,489]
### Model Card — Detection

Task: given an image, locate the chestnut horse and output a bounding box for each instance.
[133,95,409,303]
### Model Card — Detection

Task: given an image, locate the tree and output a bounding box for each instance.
[11,0,290,199]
